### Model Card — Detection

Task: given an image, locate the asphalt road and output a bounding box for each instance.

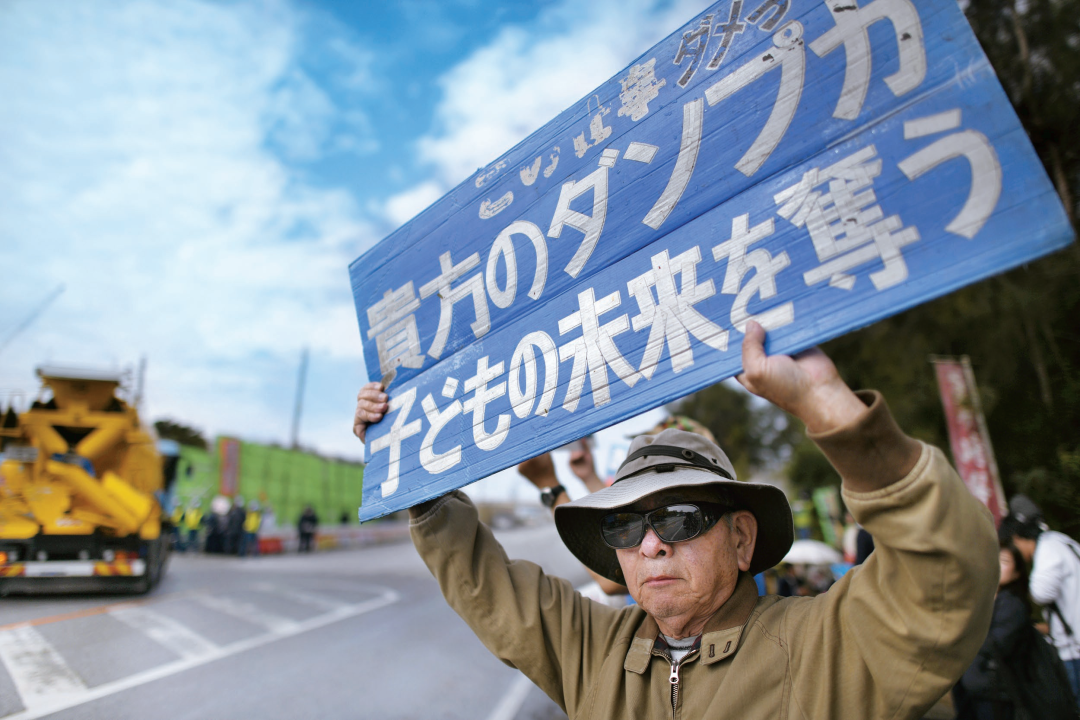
[0,519,586,720]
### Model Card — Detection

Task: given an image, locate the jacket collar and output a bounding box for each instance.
[624,572,760,674]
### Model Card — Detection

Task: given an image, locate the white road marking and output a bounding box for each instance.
[109,606,218,660]
[189,593,299,633]
[0,624,88,711]
[252,583,346,611]
[485,673,534,720]
[3,587,400,720]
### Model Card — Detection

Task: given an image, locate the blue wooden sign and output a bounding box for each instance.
[350,0,1074,521]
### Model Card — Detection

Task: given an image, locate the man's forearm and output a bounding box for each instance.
[809,391,921,494]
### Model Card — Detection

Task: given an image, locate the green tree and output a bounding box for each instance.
[675,382,802,481]
[154,419,209,450]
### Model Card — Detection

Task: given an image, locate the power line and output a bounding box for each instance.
[0,284,65,357]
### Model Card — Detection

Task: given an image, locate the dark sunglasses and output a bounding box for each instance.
[600,502,733,549]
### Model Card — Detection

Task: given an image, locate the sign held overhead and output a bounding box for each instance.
[349,0,1075,521]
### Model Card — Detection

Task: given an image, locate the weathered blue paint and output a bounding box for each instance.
[350,0,1074,521]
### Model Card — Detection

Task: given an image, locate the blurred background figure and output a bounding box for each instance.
[204,495,230,554]
[776,564,801,597]
[298,504,318,553]
[169,501,185,550]
[224,497,246,556]
[842,512,859,564]
[952,543,1033,720]
[855,526,875,566]
[953,537,1077,720]
[182,501,203,553]
[241,501,261,557]
[792,491,815,540]
[999,495,1080,707]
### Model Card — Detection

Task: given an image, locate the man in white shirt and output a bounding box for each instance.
[1001,504,1080,704]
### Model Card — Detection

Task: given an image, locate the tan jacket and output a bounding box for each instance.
[411,392,999,719]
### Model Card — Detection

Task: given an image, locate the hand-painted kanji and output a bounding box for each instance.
[350,0,1074,522]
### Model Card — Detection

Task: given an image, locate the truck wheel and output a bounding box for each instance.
[133,537,166,594]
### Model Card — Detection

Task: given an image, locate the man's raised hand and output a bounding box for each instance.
[353,382,388,443]
[517,453,559,489]
[737,320,868,434]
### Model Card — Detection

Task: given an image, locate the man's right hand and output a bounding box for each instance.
[353,382,388,443]
[517,453,559,489]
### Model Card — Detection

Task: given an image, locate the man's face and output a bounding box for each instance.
[614,487,757,639]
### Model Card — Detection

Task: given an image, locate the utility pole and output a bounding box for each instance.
[290,348,308,450]
[0,284,65,358]
[133,355,148,411]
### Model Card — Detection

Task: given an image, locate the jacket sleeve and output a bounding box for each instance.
[782,391,1000,720]
[409,490,633,715]
[1030,539,1067,606]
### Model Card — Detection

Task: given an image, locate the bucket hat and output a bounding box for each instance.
[554,428,794,583]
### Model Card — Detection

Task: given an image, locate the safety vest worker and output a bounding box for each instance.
[244,510,262,534]
[183,506,203,532]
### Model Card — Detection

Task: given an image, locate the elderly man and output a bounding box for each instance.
[354,322,998,718]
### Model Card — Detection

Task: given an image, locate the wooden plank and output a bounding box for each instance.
[350,0,1074,520]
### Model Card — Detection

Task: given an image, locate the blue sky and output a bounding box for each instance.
[0,0,706,462]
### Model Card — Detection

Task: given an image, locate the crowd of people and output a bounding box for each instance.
[168,496,268,555]
[167,498,328,556]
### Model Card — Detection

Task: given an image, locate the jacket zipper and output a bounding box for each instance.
[665,649,698,718]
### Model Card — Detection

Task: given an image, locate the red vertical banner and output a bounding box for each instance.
[933,357,1007,525]
[218,437,241,497]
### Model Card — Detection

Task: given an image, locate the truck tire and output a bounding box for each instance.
[133,536,168,594]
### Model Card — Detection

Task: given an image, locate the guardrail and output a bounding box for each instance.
[255,522,411,555]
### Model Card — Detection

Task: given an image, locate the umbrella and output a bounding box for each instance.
[782,539,843,565]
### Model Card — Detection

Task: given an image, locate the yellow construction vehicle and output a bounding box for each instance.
[0,367,176,594]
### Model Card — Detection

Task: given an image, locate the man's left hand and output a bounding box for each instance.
[737,320,868,434]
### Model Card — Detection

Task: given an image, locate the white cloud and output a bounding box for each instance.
[0,0,715,471]
[383,180,446,227]
[0,0,376,456]
[413,0,706,190]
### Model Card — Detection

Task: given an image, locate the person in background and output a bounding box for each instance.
[953,543,1032,720]
[775,563,801,597]
[169,502,184,550]
[182,502,203,553]
[240,501,261,557]
[298,505,318,553]
[204,496,229,554]
[855,525,875,565]
[224,497,246,556]
[791,491,815,540]
[999,498,1080,704]
[261,503,277,534]
[842,511,859,564]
